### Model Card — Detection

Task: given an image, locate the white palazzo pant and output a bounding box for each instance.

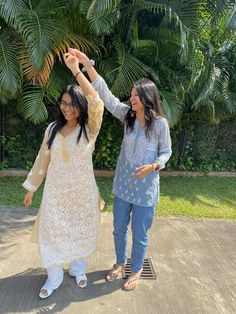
[44,259,87,290]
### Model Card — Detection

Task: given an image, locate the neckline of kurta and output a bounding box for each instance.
[58,124,79,139]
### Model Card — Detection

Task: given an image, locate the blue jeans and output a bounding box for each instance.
[113,196,155,273]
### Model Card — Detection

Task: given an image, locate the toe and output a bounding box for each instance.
[40,289,48,297]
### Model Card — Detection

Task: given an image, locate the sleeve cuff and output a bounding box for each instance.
[154,159,165,171]
[85,92,101,106]
[91,75,102,88]
[22,180,37,192]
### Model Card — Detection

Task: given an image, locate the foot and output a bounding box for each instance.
[106,264,124,282]
[75,273,87,288]
[39,286,53,299]
[123,272,141,291]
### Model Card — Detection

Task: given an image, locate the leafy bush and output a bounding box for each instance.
[94,111,123,169]
[171,118,236,172]
[1,107,236,172]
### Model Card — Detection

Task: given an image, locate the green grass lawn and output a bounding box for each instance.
[0,176,235,220]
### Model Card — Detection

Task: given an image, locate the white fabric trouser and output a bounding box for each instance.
[43,259,87,290]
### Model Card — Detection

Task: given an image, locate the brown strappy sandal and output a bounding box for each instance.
[106,264,124,282]
[123,272,141,291]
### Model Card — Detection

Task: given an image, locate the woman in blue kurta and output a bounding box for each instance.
[69,48,172,291]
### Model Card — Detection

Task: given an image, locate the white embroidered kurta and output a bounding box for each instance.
[23,93,104,268]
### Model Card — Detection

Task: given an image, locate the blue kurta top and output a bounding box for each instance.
[92,75,172,206]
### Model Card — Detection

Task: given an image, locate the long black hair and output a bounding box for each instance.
[48,85,89,149]
[125,78,164,139]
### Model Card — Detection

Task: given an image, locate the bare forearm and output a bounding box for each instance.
[73,68,97,96]
[64,52,97,96]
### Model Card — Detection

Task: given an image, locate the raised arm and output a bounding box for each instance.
[86,93,104,135]
[68,48,130,123]
[64,52,97,97]
[64,52,104,135]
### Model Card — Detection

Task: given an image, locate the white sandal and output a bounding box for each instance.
[75,273,87,288]
[39,285,54,299]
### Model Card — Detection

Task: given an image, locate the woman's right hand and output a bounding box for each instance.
[24,191,34,207]
[68,48,90,66]
[63,52,80,76]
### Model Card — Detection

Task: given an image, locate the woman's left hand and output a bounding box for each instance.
[63,53,80,76]
[133,164,153,179]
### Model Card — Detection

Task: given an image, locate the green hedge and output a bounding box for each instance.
[0,106,235,172]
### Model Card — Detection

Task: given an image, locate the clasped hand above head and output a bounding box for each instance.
[68,48,90,66]
[63,52,80,76]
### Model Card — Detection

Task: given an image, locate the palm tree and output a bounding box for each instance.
[1,0,236,169]
[85,0,236,168]
[85,0,235,125]
[1,0,235,125]
[0,0,100,124]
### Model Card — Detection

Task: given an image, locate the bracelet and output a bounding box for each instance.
[75,71,82,80]
[82,59,95,72]
[152,162,159,172]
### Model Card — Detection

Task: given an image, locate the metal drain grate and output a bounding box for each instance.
[123,257,156,279]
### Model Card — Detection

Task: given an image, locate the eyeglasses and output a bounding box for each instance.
[59,101,76,111]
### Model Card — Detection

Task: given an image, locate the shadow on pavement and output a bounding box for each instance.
[0,268,123,314]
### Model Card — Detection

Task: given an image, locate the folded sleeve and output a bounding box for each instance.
[86,92,104,135]
[22,126,51,192]
[92,75,129,122]
[156,118,172,170]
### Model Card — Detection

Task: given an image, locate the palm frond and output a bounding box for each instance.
[222,77,236,113]
[135,0,192,62]
[127,0,167,16]
[18,86,48,124]
[179,22,189,62]
[21,50,54,85]
[225,3,236,31]
[54,34,101,62]
[65,1,90,33]
[161,91,184,126]
[132,39,158,65]
[207,0,234,16]
[143,26,181,47]
[142,26,183,62]
[87,0,120,18]
[192,66,235,113]
[0,0,28,25]
[46,63,76,99]
[0,87,9,104]
[156,63,188,98]
[192,65,217,109]
[129,0,202,30]
[0,30,22,98]
[30,0,65,12]
[79,0,91,14]
[188,45,205,90]
[89,11,120,35]
[18,10,62,70]
[169,0,201,30]
[203,99,216,123]
[104,41,159,98]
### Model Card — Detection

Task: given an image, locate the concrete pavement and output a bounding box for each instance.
[0,205,236,314]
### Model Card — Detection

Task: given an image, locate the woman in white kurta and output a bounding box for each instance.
[23,53,104,298]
